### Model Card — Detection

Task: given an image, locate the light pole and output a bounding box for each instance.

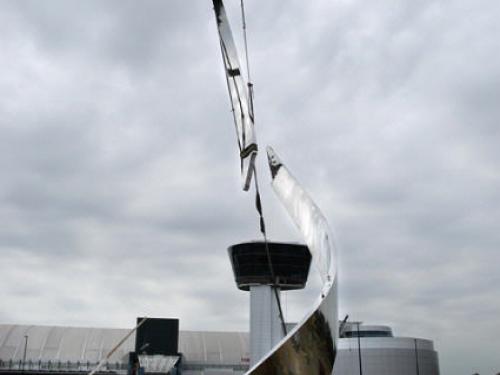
[356,323,363,375]
[414,339,420,375]
[22,335,28,372]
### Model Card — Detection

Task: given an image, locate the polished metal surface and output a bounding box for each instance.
[211,0,338,372]
[243,147,338,374]
[212,0,257,191]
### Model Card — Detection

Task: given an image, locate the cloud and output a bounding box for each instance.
[0,1,499,374]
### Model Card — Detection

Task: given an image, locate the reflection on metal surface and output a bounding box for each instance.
[212,0,257,191]
[210,0,338,371]
[244,147,338,374]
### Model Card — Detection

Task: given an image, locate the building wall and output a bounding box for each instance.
[334,337,439,375]
[334,348,439,375]
[0,325,439,375]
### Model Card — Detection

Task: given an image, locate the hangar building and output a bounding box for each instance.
[0,321,439,375]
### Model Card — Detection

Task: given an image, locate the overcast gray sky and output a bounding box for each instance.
[0,1,499,374]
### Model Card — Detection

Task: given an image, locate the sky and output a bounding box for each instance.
[0,1,499,374]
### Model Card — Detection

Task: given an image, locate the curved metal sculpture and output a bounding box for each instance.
[212,0,257,191]
[210,0,338,372]
[243,147,338,375]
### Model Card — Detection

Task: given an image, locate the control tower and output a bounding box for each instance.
[228,241,311,366]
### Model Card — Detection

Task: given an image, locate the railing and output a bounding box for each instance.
[0,359,128,373]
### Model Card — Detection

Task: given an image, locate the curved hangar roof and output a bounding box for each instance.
[0,324,436,370]
[0,325,249,367]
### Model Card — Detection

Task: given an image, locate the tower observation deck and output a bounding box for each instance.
[228,241,312,366]
[228,241,311,291]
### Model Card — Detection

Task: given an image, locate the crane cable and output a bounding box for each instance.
[253,167,287,337]
[240,0,287,336]
[88,318,149,375]
[240,0,251,83]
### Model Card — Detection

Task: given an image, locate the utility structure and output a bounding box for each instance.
[228,241,311,366]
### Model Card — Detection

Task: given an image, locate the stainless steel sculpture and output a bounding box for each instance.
[211,0,338,373]
[213,0,257,191]
[243,148,338,374]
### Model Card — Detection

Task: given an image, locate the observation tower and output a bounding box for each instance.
[228,241,311,366]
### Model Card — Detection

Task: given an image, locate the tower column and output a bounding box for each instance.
[249,285,283,366]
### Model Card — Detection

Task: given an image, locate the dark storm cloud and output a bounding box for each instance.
[0,1,499,374]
